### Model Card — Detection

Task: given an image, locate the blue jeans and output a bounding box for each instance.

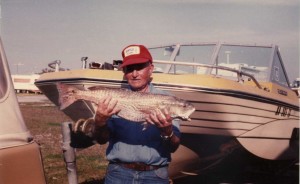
[104,163,170,184]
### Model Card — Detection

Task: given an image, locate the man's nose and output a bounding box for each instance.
[132,69,138,77]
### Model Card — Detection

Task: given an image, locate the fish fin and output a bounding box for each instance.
[88,85,129,91]
[88,85,107,91]
[56,83,78,110]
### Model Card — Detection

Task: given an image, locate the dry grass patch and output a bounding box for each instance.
[20,102,108,184]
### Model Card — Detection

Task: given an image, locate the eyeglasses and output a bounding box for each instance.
[123,62,151,74]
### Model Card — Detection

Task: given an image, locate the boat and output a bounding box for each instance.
[35,42,299,179]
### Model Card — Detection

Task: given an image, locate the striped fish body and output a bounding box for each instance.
[57,83,195,122]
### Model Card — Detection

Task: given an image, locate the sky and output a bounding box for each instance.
[1,0,299,82]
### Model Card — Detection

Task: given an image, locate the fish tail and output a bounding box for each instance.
[57,83,78,110]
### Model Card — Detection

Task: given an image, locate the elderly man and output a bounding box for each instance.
[92,44,181,184]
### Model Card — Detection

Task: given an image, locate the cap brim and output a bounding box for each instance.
[120,58,150,68]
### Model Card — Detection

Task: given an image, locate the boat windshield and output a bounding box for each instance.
[215,45,271,82]
[149,43,278,83]
[150,44,215,74]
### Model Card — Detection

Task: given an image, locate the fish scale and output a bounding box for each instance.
[57,83,195,122]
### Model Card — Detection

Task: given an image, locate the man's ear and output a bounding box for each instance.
[149,64,154,73]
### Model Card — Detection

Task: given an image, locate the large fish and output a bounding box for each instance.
[57,83,195,122]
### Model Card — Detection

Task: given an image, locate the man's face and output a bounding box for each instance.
[123,62,153,92]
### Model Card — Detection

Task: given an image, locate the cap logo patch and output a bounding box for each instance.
[124,46,140,57]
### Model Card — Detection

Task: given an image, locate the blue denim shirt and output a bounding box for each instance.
[106,83,181,166]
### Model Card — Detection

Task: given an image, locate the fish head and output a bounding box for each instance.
[168,99,195,121]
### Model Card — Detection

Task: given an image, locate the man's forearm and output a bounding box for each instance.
[161,131,180,153]
[92,110,111,144]
[168,134,180,152]
[92,123,110,144]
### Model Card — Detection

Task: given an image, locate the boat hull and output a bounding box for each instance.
[168,88,299,160]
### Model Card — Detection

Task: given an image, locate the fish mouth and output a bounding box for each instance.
[179,108,195,121]
[182,117,192,121]
[171,115,192,121]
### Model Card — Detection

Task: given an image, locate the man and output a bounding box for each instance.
[92,44,181,184]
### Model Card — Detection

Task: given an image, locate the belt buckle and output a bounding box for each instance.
[135,163,147,171]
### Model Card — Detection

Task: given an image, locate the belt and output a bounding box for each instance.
[111,162,167,171]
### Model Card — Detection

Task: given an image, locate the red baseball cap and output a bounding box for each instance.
[121,44,153,68]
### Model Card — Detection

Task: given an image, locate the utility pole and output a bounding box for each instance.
[14,63,24,74]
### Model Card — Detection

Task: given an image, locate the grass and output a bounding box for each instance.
[20,101,108,184]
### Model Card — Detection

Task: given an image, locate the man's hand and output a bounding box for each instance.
[146,108,173,136]
[95,96,120,126]
[93,96,120,144]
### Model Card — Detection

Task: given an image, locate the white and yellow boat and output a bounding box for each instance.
[35,42,299,178]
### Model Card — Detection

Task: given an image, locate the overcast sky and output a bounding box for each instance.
[1,0,299,81]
